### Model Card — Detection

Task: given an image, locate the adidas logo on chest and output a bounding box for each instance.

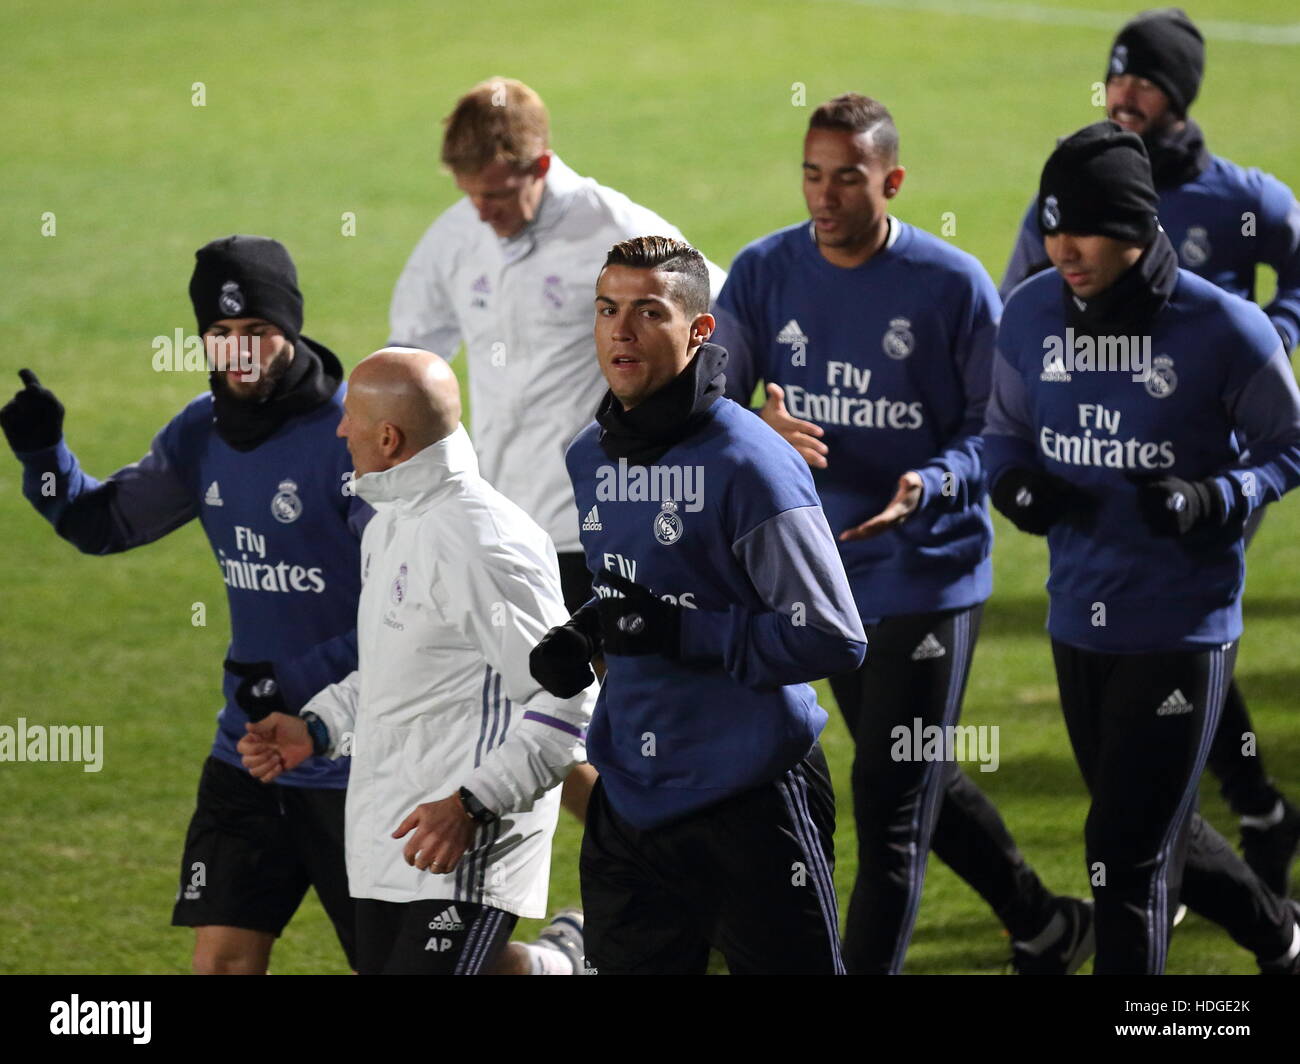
[776,319,808,346]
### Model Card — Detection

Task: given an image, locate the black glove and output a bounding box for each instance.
[223,659,288,722]
[529,602,601,698]
[989,466,1078,536]
[595,569,682,659]
[0,369,64,452]
[1130,474,1227,537]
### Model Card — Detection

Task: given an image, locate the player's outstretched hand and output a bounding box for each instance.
[840,471,924,541]
[759,383,829,469]
[238,712,312,783]
[393,795,476,875]
[0,369,65,453]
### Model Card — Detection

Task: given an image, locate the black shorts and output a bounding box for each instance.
[355,899,517,975]
[171,755,357,969]
[556,550,594,615]
[580,745,842,975]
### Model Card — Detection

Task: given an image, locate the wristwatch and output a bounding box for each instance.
[458,786,498,824]
[300,711,330,757]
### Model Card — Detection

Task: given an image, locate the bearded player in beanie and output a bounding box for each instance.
[985,123,1300,973]
[1004,7,1300,334]
[1,235,369,973]
[1001,9,1300,896]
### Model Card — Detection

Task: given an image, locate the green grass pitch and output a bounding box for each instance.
[1,0,1297,973]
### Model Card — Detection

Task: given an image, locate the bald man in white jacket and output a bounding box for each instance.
[239,348,593,975]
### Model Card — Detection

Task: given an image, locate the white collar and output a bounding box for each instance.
[497,153,585,259]
[806,214,901,251]
[353,424,479,510]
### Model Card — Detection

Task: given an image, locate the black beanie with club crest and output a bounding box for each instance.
[189,235,304,347]
[1106,8,1205,117]
[1038,121,1160,244]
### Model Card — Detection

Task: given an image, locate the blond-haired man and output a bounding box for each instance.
[390,76,725,620]
[391,78,724,821]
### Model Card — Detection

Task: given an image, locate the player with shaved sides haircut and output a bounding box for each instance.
[390,78,726,825]
[603,235,713,319]
[531,235,867,974]
[712,93,1095,975]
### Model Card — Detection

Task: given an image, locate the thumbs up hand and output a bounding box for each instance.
[0,369,65,452]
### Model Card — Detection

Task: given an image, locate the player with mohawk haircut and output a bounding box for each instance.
[531,235,867,974]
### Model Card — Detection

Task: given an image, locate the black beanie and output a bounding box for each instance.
[1107,8,1205,116]
[189,235,304,346]
[1038,122,1160,244]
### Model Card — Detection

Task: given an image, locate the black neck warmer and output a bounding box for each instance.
[1064,229,1179,339]
[210,336,342,451]
[1146,118,1211,189]
[596,342,728,465]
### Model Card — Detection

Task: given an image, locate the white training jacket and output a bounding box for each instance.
[389,154,727,553]
[303,426,593,917]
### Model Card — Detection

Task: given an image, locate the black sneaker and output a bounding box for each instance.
[1241,798,1300,897]
[1011,897,1095,975]
[1258,900,1300,975]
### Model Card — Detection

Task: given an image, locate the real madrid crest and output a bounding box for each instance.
[653,499,683,546]
[219,280,245,316]
[882,317,915,360]
[271,478,303,523]
[1041,194,1060,232]
[1110,43,1128,76]
[1179,226,1211,269]
[391,563,408,605]
[543,274,566,310]
[1145,354,1178,399]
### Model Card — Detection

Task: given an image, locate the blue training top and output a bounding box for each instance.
[14,361,369,788]
[985,268,1300,653]
[712,219,1001,622]
[567,394,867,829]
